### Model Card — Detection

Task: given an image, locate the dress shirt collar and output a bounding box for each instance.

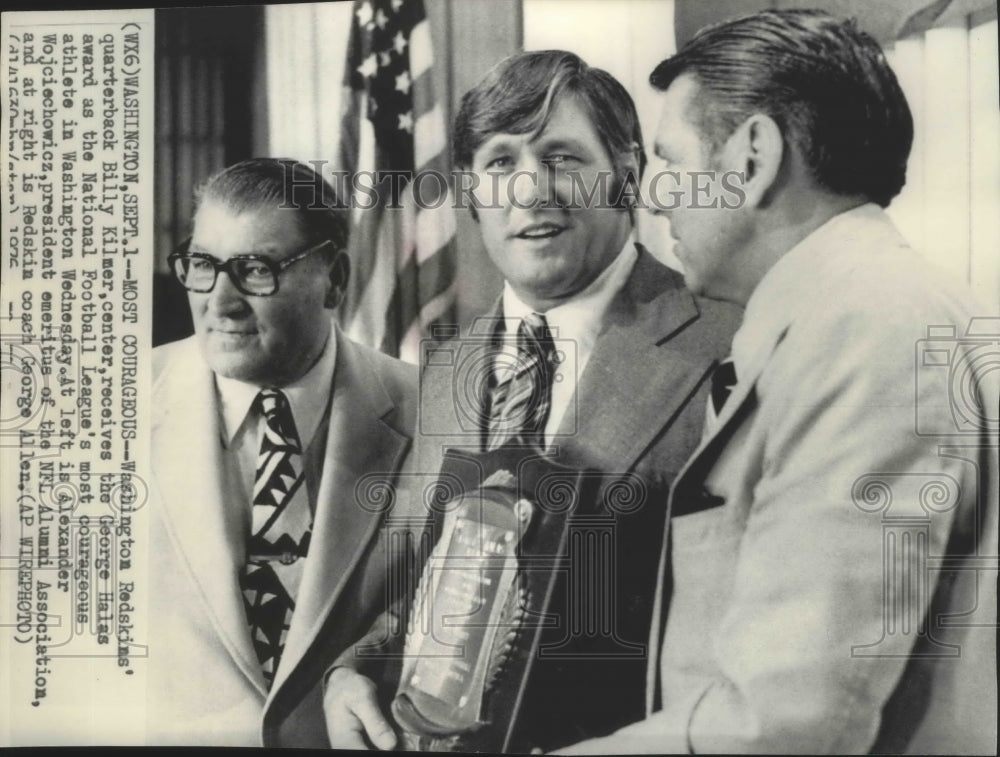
[500,234,638,350]
[731,202,884,379]
[215,321,338,448]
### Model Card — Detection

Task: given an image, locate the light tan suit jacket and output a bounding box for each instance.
[147,328,419,746]
[566,206,999,754]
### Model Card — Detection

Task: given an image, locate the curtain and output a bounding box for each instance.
[886,9,1000,308]
[153,6,266,346]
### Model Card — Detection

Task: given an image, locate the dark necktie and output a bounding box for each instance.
[486,312,556,451]
[710,357,738,417]
[239,389,312,685]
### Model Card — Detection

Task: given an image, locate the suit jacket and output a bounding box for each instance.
[567,205,999,754]
[379,246,741,750]
[147,327,419,746]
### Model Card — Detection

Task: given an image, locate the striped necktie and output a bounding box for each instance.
[239,388,312,685]
[487,312,556,451]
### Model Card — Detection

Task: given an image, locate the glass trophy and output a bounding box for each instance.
[391,445,598,752]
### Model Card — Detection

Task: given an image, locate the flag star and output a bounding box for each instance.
[357,53,378,79]
[393,31,407,55]
[398,111,414,133]
[375,9,389,28]
[395,70,411,94]
[356,1,374,26]
[379,50,392,67]
[391,0,404,11]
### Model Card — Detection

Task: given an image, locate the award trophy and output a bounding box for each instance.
[391,445,598,752]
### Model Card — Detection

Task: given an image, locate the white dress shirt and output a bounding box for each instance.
[215,326,338,507]
[498,236,638,448]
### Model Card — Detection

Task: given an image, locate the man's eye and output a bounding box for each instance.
[485,156,512,170]
[189,257,215,272]
[544,154,578,167]
[241,261,273,280]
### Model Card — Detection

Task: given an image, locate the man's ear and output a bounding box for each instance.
[623,141,643,181]
[324,250,350,309]
[724,113,784,209]
[613,142,643,210]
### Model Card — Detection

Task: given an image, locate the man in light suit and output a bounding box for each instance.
[148,159,418,746]
[558,10,999,754]
[324,50,741,752]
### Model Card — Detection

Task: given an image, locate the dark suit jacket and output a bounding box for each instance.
[148,327,420,746]
[359,247,741,750]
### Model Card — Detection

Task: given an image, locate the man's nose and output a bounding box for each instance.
[206,268,249,317]
[510,155,558,210]
[647,163,675,219]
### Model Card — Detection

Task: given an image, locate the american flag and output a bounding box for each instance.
[338,0,457,363]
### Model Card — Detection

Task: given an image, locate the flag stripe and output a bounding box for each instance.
[416,245,456,303]
[341,118,381,323]
[409,66,438,120]
[380,234,455,348]
[345,202,397,350]
[408,20,433,79]
[339,0,457,362]
[398,282,458,363]
[413,102,447,171]
[415,195,456,265]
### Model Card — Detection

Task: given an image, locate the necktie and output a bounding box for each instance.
[487,312,556,451]
[239,389,312,685]
[710,357,738,417]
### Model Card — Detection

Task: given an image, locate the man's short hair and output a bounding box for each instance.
[197,158,349,250]
[454,50,646,195]
[650,9,913,207]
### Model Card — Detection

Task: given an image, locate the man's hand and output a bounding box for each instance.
[323,667,398,750]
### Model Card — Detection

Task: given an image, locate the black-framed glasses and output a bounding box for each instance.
[168,238,333,296]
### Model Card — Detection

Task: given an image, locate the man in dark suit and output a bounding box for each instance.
[324,50,741,752]
[556,10,998,754]
[148,159,419,745]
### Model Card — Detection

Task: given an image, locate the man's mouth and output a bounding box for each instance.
[514,222,566,240]
[209,326,258,337]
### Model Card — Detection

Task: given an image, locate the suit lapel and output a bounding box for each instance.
[152,339,266,695]
[555,249,705,476]
[667,318,790,504]
[421,253,709,481]
[269,332,410,697]
[646,313,789,711]
[418,307,505,467]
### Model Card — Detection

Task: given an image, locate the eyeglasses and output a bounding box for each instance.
[168,238,333,296]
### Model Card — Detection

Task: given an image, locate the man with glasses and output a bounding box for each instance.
[148,158,419,746]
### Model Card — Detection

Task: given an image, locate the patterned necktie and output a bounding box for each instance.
[710,357,738,417]
[239,389,312,685]
[487,312,556,451]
